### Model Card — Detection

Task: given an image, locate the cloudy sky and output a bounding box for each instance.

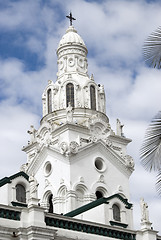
[0,0,161,234]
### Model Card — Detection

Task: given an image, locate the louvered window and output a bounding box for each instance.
[90,85,96,110]
[47,89,52,113]
[16,184,26,203]
[113,204,121,221]
[66,83,74,107]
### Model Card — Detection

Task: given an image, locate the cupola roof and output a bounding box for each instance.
[57,26,87,49]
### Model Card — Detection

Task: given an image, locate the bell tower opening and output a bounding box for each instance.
[66,83,74,108]
[90,85,96,110]
[47,89,52,113]
[48,194,53,213]
[95,190,103,199]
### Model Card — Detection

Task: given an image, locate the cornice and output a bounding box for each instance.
[26,145,70,175]
[51,122,90,137]
[22,142,39,152]
[108,135,132,145]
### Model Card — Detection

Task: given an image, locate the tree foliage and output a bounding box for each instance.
[140,111,161,195]
[143,26,161,69]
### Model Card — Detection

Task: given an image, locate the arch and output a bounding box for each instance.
[57,185,68,214]
[57,185,67,197]
[75,184,88,198]
[42,190,54,212]
[74,183,88,192]
[66,83,74,108]
[42,190,52,202]
[90,85,96,110]
[75,184,88,208]
[47,89,52,113]
[115,185,127,199]
[112,204,121,222]
[91,182,110,197]
[95,190,103,199]
[95,186,108,199]
[48,194,53,213]
[38,126,49,136]
[16,184,26,203]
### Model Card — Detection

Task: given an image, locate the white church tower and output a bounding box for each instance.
[1,13,159,240]
[21,14,135,228]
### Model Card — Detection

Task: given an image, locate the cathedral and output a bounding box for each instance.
[0,14,160,240]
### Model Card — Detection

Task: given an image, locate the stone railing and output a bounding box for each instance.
[45,214,136,240]
[0,207,20,221]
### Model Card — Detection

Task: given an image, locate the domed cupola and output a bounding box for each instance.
[41,14,107,124]
[58,26,87,49]
[57,25,88,78]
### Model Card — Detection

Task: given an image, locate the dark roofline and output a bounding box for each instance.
[0,171,29,187]
[64,194,132,217]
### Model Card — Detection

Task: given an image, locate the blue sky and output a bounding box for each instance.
[0,0,161,233]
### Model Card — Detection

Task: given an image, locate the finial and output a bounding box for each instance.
[66,12,76,26]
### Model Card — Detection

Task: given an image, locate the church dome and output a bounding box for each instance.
[57,26,87,49]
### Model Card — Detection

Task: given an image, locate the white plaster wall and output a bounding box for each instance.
[0,185,8,205]
[74,204,107,225]
[70,146,130,199]
[35,154,71,201]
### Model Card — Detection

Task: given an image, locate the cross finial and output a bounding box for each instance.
[66,12,76,26]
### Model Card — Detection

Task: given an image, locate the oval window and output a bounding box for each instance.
[94,158,106,172]
[44,162,52,176]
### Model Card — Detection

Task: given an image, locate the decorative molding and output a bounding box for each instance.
[110,221,128,228]
[11,201,27,208]
[45,215,136,239]
[69,141,79,154]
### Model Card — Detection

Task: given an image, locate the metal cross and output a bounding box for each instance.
[66,12,76,26]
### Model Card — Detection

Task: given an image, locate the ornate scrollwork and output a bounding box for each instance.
[59,60,64,70]
[105,138,113,147]
[60,142,68,154]
[84,102,89,108]
[68,57,75,67]
[78,57,85,68]
[124,155,135,169]
[69,141,79,154]
[89,136,98,143]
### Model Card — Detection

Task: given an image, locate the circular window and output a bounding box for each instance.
[94,158,106,172]
[44,162,52,176]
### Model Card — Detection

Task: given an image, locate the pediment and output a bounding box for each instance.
[71,140,134,177]
[0,171,29,188]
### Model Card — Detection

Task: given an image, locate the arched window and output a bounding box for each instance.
[95,190,103,199]
[48,194,53,213]
[16,184,26,203]
[66,83,74,108]
[113,204,121,222]
[47,89,52,113]
[90,85,96,110]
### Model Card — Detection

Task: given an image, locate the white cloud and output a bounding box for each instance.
[0,103,39,177]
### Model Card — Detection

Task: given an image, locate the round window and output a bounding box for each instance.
[94,158,106,172]
[44,162,52,176]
